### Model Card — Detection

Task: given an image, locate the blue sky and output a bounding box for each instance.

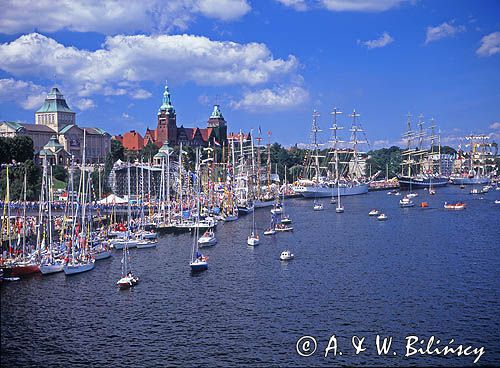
[0,0,499,148]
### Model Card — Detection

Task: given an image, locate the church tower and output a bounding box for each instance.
[207,104,227,144]
[156,81,177,145]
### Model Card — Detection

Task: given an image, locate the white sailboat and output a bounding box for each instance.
[64,132,95,275]
[190,148,209,272]
[247,205,260,246]
[40,164,64,274]
[116,240,139,288]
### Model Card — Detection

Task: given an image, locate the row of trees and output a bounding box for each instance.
[0,136,41,201]
[0,133,470,203]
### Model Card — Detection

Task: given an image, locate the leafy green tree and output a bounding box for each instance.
[111,139,125,161]
[141,141,159,161]
[10,136,34,162]
[52,165,68,182]
[0,160,41,201]
[366,146,402,179]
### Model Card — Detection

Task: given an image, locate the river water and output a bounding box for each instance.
[1,186,499,367]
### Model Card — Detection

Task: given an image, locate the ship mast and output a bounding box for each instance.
[329,107,343,183]
[401,112,415,177]
[310,110,323,183]
[348,109,367,179]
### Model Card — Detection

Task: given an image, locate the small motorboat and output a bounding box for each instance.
[330,197,337,203]
[387,191,393,195]
[368,209,380,216]
[429,189,436,195]
[247,233,260,246]
[280,215,292,224]
[279,250,294,261]
[470,188,487,195]
[460,184,465,189]
[335,206,344,213]
[399,197,415,207]
[117,272,139,289]
[495,200,500,204]
[198,230,217,247]
[420,202,429,208]
[275,224,293,232]
[136,239,157,249]
[406,192,418,198]
[377,213,388,221]
[313,203,324,211]
[444,202,466,210]
[264,228,276,236]
[271,204,283,215]
[394,192,401,196]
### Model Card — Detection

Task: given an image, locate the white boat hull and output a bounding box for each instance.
[40,262,65,275]
[198,237,217,247]
[294,183,369,198]
[93,250,112,260]
[136,241,157,249]
[64,261,95,275]
[247,237,260,246]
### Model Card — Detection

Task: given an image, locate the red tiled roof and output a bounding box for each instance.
[199,128,212,141]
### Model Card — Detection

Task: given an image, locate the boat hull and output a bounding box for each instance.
[93,250,112,260]
[0,264,40,277]
[198,238,217,247]
[449,176,490,185]
[63,262,95,275]
[40,263,64,275]
[254,199,275,208]
[294,183,369,198]
[136,241,157,249]
[398,176,448,189]
[190,261,208,272]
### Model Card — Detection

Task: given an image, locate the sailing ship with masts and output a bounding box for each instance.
[293,108,370,198]
[398,113,448,189]
[450,134,497,185]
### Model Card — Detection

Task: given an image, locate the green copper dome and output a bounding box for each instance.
[36,87,74,113]
[158,80,175,116]
[210,104,224,119]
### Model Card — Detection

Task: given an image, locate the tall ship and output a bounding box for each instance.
[449,134,497,185]
[293,108,370,198]
[398,113,448,189]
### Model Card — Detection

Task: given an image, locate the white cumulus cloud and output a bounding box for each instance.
[358,32,394,49]
[74,98,96,111]
[320,0,407,12]
[0,78,46,110]
[230,85,309,112]
[275,0,308,11]
[425,21,466,44]
[0,33,299,100]
[0,0,251,35]
[489,122,500,130]
[476,31,500,57]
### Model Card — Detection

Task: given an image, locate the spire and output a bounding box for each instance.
[158,79,175,115]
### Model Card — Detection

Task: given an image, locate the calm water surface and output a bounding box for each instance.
[1,186,499,367]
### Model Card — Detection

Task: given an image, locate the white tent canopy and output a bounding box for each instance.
[97,194,128,205]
